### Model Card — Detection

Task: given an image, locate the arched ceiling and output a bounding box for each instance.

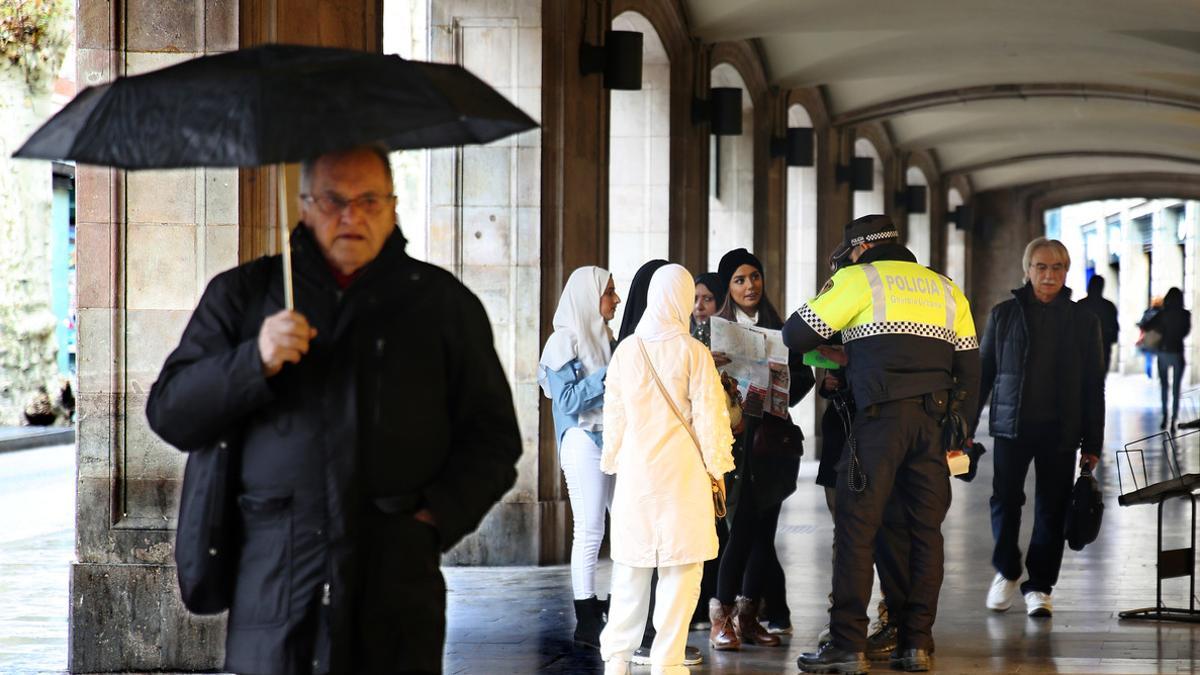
[685,0,1200,192]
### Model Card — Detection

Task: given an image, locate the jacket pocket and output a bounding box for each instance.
[368,499,441,577]
[229,493,292,628]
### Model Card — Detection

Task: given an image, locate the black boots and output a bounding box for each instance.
[890,648,932,672]
[797,643,870,674]
[865,623,898,661]
[573,596,607,649]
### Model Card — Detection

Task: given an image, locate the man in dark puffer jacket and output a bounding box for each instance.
[972,237,1104,620]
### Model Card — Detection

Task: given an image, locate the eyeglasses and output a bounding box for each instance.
[1031,263,1066,273]
[301,192,396,216]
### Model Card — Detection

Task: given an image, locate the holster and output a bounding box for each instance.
[922,390,950,422]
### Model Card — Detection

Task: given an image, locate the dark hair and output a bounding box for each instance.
[694,272,726,310]
[1087,275,1105,295]
[1164,287,1184,309]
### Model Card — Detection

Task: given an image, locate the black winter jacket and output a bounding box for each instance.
[977,284,1105,456]
[146,225,521,673]
[1145,305,1191,355]
[1077,293,1119,346]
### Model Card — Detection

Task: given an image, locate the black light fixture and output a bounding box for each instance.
[836,157,874,191]
[947,204,973,230]
[580,30,643,90]
[693,87,743,135]
[895,185,928,213]
[770,127,814,167]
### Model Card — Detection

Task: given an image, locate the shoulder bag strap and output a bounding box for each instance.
[636,339,704,461]
[637,338,726,518]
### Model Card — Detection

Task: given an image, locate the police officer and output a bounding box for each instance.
[784,215,981,674]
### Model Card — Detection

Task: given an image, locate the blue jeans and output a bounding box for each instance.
[1158,351,1185,420]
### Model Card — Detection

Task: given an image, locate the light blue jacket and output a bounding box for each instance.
[545,359,607,448]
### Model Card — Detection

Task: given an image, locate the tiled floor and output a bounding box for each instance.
[3,374,1200,673]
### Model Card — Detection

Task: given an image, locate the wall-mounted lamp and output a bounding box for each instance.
[836,157,874,191]
[895,185,928,213]
[692,87,743,135]
[580,30,643,90]
[947,204,973,230]
[770,128,814,167]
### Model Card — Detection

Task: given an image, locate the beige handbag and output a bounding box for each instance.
[637,339,728,518]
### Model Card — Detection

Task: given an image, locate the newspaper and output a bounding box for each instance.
[710,316,791,418]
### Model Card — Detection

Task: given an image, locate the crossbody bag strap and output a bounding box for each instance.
[636,338,705,460]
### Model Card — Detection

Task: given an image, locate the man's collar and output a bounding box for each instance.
[1014,281,1073,305]
[857,242,917,265]
[290,224,409,290]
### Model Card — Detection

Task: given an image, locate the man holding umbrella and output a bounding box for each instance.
[16,45,536,674]
[145,144,522,673]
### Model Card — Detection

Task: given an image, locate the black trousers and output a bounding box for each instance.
[990,430,1076,595]
[875,492,911,618]
[830,401,948,652]
[716,477,785,606]
[824,488,910,621]
[694,517,729,621]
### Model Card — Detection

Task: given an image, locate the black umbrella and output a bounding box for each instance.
[15,44,538,308]
[15,43,538,168]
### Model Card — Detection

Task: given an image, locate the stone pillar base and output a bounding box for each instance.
[443,500,569,566]
[69,562,225,673]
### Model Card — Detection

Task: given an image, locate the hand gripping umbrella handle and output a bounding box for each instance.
[278,166,295,311]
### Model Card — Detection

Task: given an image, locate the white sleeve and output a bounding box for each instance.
[690,345,736,479]
[600,349,625,475]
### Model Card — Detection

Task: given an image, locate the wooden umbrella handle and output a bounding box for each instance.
[278,166,294,311]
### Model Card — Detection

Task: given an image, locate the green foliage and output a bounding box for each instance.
[0,0,71,91]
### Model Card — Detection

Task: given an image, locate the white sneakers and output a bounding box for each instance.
[986,572,1020,611]
[986,572,1054,617]
[1024,591,1053,617]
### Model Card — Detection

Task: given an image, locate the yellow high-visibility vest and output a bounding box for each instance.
[799,260,978,352]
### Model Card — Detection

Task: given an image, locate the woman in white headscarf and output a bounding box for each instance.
[598,264,736,675]
[539,266,621,649]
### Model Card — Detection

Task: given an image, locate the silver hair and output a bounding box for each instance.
[1022,237,1070,280]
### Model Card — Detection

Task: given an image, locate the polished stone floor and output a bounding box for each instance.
[3,374,1200,673]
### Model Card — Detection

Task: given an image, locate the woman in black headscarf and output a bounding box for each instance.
[691,272,727,346]
[617,259,670,345]
[687,270,733,632]
[707,248,815,650]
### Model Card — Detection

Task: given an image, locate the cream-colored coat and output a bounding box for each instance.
[601,335,736,568]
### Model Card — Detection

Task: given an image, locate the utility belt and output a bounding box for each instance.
[862,391,950,421]
[847,389,957,494]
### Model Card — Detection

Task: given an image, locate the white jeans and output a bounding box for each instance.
[560,427,614,599]
[600,562,703,675]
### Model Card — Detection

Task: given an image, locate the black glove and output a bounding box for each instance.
[955,442,987,483]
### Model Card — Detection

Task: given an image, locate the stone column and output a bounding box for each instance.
[425,0,547,565]
[539,0,610,563]
[71,0,239,671]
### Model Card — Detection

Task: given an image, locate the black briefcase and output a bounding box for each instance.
[175,436,239,614]
[1065,466,1104,551]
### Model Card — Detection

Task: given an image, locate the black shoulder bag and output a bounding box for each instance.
[175,269,269,614]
